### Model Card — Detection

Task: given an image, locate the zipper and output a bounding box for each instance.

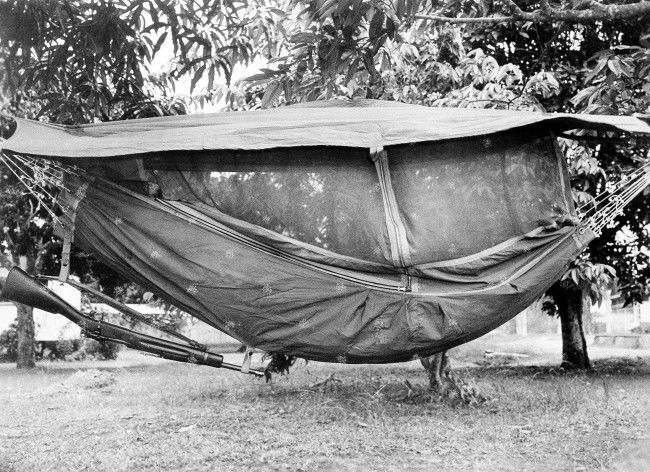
[372,147,412,268]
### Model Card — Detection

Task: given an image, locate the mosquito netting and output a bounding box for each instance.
[78,125,572,272]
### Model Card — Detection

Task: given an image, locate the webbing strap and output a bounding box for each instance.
[240,347,254,374]
[58,232,73,282]
[57,182,88,282]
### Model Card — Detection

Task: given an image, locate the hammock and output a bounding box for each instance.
[1,100,649,367]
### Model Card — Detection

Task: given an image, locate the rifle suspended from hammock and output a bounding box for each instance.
[0,267,264,377]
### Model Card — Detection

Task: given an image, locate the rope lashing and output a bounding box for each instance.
[0,152,88,227]
[580,160,650,235]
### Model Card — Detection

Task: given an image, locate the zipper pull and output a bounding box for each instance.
[398,275,412,292]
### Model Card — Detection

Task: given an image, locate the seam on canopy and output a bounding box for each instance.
[147,194,407,291]
[371,146,412,268]
[135,158,148,181]
[159,186,584,298]
[426,226,593,298]
[550,131,573,213]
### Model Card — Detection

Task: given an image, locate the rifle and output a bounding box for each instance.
[0,267,264,377]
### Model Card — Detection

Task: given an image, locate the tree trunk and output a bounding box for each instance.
[15,302,35,369]
[15,255,35,369]
[551,282,591,369]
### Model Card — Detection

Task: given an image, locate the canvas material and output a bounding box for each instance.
[3,99,649,158]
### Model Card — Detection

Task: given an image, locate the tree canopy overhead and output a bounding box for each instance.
[0,0,280,122]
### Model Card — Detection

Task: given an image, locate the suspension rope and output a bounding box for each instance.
[0,151,92,226]
[588,179,647,230]
[0,153,62,224]
[581,160,650,235]
[10,153,73,190]
[2,154,63,202]
[589,171,649,224]
[577,160,650,214]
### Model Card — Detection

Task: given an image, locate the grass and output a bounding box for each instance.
[0,341,648,472]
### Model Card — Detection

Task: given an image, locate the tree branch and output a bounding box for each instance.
[414,14,516,24]
[414,1,650,25]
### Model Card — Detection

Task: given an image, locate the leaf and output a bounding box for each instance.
[570,86,598,108]
[190,64,206,94]
[290,32,316,44]
[395,0,406,17]
[607,58,624,77]
[177,425,196,433]
[245,73,273,83]
[152,31,168,55]
[385,16,396,39]
[207,65,215,91]
[261,81,282,109]
[369,10,384,42]
[584,57,608,83]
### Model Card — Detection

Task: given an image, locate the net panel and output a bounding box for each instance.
[136,147,393,264]
[388,131,573,264]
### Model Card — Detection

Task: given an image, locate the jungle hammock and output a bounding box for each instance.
[1,100,649,364]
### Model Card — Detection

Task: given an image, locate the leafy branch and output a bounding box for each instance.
[414,0,650,25]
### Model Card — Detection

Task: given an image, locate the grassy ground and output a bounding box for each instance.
[0,335,648,472]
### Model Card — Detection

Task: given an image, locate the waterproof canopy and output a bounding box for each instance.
[2,100,649,363]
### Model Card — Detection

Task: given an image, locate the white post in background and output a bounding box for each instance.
[633,302,641,331]
[515,310,528,337]
[33,280,82,341]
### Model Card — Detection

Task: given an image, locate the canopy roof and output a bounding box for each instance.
[3,100,649,159]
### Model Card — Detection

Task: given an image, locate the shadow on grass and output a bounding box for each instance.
[466,356,649,379]
[246,356,648,410]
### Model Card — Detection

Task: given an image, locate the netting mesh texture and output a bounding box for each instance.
[388,132,571,263]
[144,147,392,264]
